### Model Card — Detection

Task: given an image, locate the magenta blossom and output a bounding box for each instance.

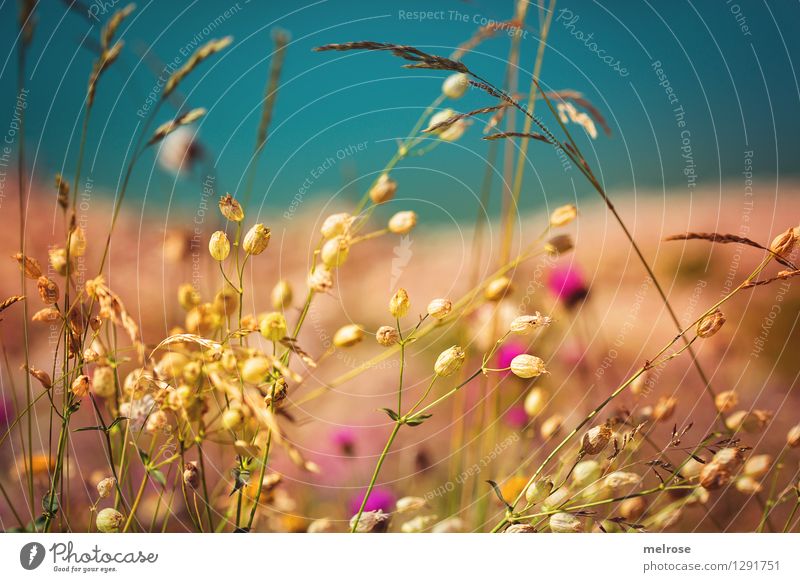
[547,263,588,308]
[496,340,527,370]
[504,405,529,429]
[349,487,395,515]
[331,427,358,456]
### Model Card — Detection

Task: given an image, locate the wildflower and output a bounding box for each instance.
[259,312,287,342]
[540,413,563,439]
[547,264,588,309]
[376,325,400,347]
[714,390,738,413]
[37,276,59,304]
[581,424,612,455]
[525,479,553,504]
[331,427,357,456]
[208,230,230,261]
[48,247,69,276]
[426,298,452,320]
[96,508,124,533]
[769,227,798,259]
[496,340,526,370]
[92,366,116,398]
[320,212,353,238]
[510,354,547,379]
[788,424,800,448]
[523,386,547,417]
[573,460,602,487]
[696,309,725,338]
[218,193,244,222]
[434,345,465,377]
[12,252,42,279]
[183,462,200,489]
[350,510,391,533]
[396,496,426,514]
[271,279,292,309]
[484,276,513,301]
[349,488,395,515]
[321,235,350,267]
[504,405,529,429]
[308,266,333,293]
[427,109,467,141]
[388,210,417,234]
[71,375,90,399]
[69,226,87,258]
[549,204,577,228]
[222,407,244,430]
[509,312,552,335]
[242,224,271,255]
[743,454,772,479]
[333,324,364,347]
[241,356,271,384]
[442,73,468,99]
[549,512,583,533]
[389,288,410,318]
[96,477,116,499]
[369,173,397,204]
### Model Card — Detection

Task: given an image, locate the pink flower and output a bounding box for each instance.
[496,340,527,370]
[547,263,588,308]
[331,427,358,456]
[504,405,529,429]
[349,487,395,515]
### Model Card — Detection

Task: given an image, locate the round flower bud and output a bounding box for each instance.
[208,230,230,261]
[333,324,364,348]
[92,366,116,399]
[540,413,563,439]
[619,497,647,521]
[321,235,350,268]
[549,512,583,533]
[549,204,577,228]
[71,375,90,399]
[183,461,200,489]
[243,223,271,255]
[525,479,553,504]
[96,477,116,499]
[389,288,410,319]
[388,211,417,234]
[787,424,800,448]
[572,460,602,487]
[484,276,513,301]
[743,454,772,479]
[426,298,452,320]
[38,276,60,305]
[376,325,400,347]
[442,73,468,99]
[69,226,88,258]
[350,509,391,533]
[222,408,244,431]
[696,309,725,338]
[369,173,397,204]
[96,508,124,533]
[259,312,287,342]
[218,193,244,222]
[271,279,293,309]
[434,345,466,377]
[241,356,271,384]
[714,390,738,413]
[523,386,548,417]
[581,424,612,455]
[510,354,547,379]
[321,212,354,239]
[769,227,798,259]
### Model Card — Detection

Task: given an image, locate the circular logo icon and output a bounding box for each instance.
[19,542,45,570]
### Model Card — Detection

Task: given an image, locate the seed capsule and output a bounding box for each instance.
[525,479,553,504]
[260,312,287,342]
[218,193,244,222]
[696,309,725,338]
[572,460,602,487]
[71,375,90,399]
[549,512,583,533]
[308,266,333,293]
[12,252,42,279]
[183,461,200,489]
[434,345,465,377]
[92,366,116,398]
[37,276,59,304]
[395,496,426,514]
[96,508,124,533]
[510,354,547,379]
[48,247,69,276]
[369,173,397,204]
[523,386,547,417]
[242,223,271,255]
[743,454,772,479]
[376,325,400,347]
[321,235,350,268]
[484,276,513,301]
[581,424,612,455]
[769,227,798,259]
[208,230,230,261]
[69,226,87,258]
[333,324,364,348]
[442,73,468,99]
[540,414,563,439]
[714,390,738,413]
[652,395,677,422]
[549,204,577,228]
[271,279,292,309]
[389,288,410,318]
[510,312,552,335]
[222,408,244,430]
[787,424,800,448]
[619,497,647,521]
[320,212,353,239]
[388,211,417,234]
[96,477,116,499]
[426,298,452,320]
[241,356,271,384]
[350,509,391,533]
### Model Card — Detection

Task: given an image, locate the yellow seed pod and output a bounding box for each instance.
[696,309,725,338]
[259,312,287,342]
[320,212,353,239]
[218,193,244,222]
[434,345,465,377]
[208,230,230,261]
[177,283,201,310]
[320,235,350,268]
[92,366,116,399]
[375,325,400,347]
[484,276,513,301]
[714,390,738,413]
[442,73,468,99]
[241,356,271,384]
[426,298,452,320]
[243,223,271,255]
[388,211,417,235]
[222,408,244,431]
[271,279,293,310]
[523,386,548,417]
[389,288,410,319]
[69,226,88,258]
[549,204,577,228]
[333,324,364,348]
[96,508,124,533]
[510,354,547,379]
[369,173,397,204]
